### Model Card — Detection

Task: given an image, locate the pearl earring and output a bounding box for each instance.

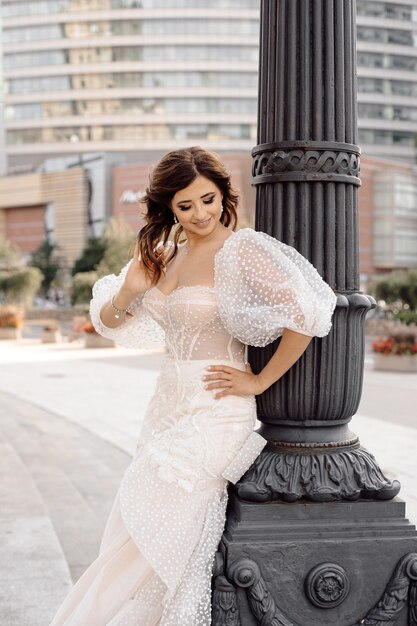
[173,214,178,224]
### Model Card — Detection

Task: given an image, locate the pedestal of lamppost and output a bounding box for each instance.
[212,2,417,625]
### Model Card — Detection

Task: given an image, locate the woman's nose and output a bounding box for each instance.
[194,204,209,219]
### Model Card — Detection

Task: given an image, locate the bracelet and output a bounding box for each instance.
[111,295,130,319]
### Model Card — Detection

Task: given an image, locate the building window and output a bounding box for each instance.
[357,26,414,47]
[6,123,257,144]
[359,129,414,147]
[357,2,413,22]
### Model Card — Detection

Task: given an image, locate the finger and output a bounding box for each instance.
[153,241,164,256]
[162,241,174,255]
[245,363,252,372]
[206,365,233,374]
[203,373,232,381]
[206,381,232,390]
[214,389,231,399]
[154,241,174,262]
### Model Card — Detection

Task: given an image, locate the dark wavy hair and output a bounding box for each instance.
[138,146,239,285]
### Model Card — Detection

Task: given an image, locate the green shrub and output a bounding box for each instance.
[370,269,417,311]
[30,241,66,296]
[96,217,136,277]
[72,237,106,276]
[0,235,22,270]
[393,309,417,326]
[0,267,43,306]
[71,271,98,305]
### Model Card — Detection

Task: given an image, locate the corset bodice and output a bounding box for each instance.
[143,285,245,362]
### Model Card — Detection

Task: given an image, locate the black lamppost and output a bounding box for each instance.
[212,2,417,624]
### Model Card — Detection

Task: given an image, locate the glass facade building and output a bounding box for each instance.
[0,0,260,168]
[356,0,417,161]
[2,0,417,166]
[372,169,417,268]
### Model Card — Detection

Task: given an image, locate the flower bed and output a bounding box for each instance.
[372,334,417,372]
[0,305,24,340]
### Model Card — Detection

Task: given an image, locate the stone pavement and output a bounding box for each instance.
[0,338,416,625]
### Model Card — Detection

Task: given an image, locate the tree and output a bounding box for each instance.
[371,269,417,310]
[0,235,22,271]
[72,237,106,276]
[0,267,42,305]
[71,271,98,305]
[96,217,136,277]
[30,241,66,297]
[0,235,42,305]
[370,268,417,328]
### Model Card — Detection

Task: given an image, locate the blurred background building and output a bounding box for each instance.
[2,0,417,168]
[1,0,259,172]
[356,0,417,162]
[0,0,417,283]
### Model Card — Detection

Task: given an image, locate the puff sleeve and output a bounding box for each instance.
[214,229,337,347]
[89,260,165,350]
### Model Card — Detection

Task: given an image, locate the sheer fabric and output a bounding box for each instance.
[89,228,337,354]
[89,261,165,350]
[215,229,337,345]
[51,229,337,625]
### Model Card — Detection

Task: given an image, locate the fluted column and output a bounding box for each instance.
[212,4,417,625]
[234,0,399,502]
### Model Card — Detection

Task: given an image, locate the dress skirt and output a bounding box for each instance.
[50,357,266,626]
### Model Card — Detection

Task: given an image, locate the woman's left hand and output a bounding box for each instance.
[202,363,264,399]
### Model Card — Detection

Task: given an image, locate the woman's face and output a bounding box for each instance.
[170,175,223,239]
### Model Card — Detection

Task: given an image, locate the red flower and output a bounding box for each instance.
[372,334,417,357]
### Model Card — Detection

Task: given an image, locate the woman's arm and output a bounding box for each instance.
[253,328,313,393]
[99,284,142,329]
[96,240,171,330]
[203,328,313,399]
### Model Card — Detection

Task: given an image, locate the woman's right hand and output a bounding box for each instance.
[99,239,172,329]
[121,239,171,295]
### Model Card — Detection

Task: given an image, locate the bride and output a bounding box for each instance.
[50,146,337,625]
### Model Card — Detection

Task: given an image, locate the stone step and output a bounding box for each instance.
[0,391,131,625]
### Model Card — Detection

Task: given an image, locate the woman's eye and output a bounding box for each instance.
[178,196,215,211]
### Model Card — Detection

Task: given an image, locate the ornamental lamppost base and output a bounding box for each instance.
[212,495,417,626]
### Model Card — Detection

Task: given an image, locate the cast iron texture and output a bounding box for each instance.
[212,1,417,624]
[245,0,398,502]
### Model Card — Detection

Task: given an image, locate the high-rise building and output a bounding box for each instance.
[2,1,417,171]
[357,0,417,162]
[1,1,417,273]
[1,0,260,172]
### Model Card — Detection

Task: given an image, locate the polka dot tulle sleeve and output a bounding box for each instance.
[89,260,165,350]
[215,228,337,347]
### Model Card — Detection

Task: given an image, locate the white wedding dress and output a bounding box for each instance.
[50,228,337,626]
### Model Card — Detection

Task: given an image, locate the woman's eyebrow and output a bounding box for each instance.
[176,192,216,205]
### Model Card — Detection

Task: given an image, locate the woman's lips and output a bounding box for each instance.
[193,217,211,228]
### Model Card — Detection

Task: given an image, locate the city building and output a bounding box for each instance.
[1,0,417,280]
[360,156,417,276]
[357,0,417,162]
[0,153,119,265]
[0,151,256,265]
[2,0,417,171]
[1,151,416,280]
[0,0,260,173]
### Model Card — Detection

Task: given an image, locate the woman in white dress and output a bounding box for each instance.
[50,146,337,626]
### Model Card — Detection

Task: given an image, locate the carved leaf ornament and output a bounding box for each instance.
[212,553,417,626]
